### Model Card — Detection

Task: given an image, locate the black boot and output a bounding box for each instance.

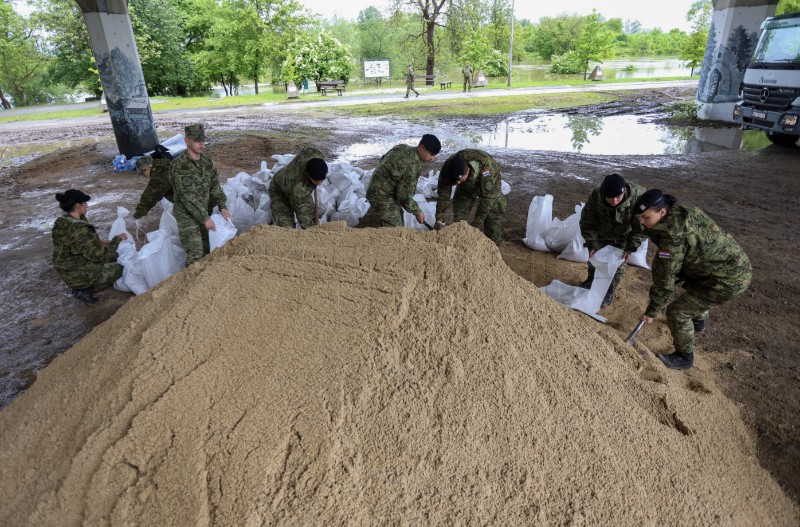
[693,319,706,333]
[656,352,694,370]
[577,267,595,289]
[601,285,615,307]
[72,288,99,305]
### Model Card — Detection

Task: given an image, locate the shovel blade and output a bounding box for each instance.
[626,320,646,346]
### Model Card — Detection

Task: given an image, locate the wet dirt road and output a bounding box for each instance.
[1,84,799,504]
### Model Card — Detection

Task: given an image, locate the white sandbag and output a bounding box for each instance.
[501,180,511,195]
[627,239,651,269]
[115,255,149,295]
[209,214,237,252]
[159,134,187,158]
[159,201,179,236]
[522,194,553,251]
[403,194,436,230]
[544,203,583,253]
[558,230,589,263]
[254,193,271,226]
[228,195,258,234]
[540,246,625,322]
[139,230,185,289]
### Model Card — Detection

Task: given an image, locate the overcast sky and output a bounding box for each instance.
[302,0,697,32]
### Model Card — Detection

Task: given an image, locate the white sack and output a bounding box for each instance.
[209,214,237,252]
[544,203,584,253]
[627,239,651,269]
[522,194,553,251]
[403,194,436,230]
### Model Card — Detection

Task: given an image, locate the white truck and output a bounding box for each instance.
[733,12,800,146]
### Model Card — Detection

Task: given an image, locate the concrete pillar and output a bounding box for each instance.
[696,0,779,122]
[76,0,158,157]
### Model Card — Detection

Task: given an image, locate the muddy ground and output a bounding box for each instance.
[1,86,799,505]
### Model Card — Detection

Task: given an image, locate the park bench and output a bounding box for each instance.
[320,80,345,96]
[439,79,452,90]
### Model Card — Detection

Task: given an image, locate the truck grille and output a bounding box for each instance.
[741,86,798,111]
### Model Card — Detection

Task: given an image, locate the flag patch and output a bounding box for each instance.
[482,169,491,177]
[658,251,672,259]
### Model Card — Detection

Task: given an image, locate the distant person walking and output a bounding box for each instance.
[462,61,473,92]
[169,123,231,267]
[405,64,419,98]
[52,189,127,304]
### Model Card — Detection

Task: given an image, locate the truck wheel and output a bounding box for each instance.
[765,132,799,147]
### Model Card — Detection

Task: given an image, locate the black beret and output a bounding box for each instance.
[446,157,468,182]
[634,189,666,213]
[63,189,91,203]
[420,134,441,155]
[306,158,328,181]
[600,173,626,198]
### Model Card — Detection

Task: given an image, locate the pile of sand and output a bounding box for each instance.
[1,223,796,525]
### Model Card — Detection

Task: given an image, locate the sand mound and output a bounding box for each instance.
[1,223,796,525]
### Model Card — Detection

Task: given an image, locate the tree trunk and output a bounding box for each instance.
[254,72,259,95]
[221,77,229,96]
[0,87,11,109]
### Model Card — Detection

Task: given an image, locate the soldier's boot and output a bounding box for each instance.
[601,285,615,307]
[693,319,706,333]
[72,288,99,305]
[656,352,694,370]
[577,267,595,289]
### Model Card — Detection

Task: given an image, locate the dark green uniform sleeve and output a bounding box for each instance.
[624,221,648,254]
[291,181,317,229]
[579,190,604,252]
[646,238,685,317]
[435,156,454,222]
[396,166,421,216]
[170,160,210,225]
[473,161,501,225]
[72,226,120,263]
[134,160,173,218]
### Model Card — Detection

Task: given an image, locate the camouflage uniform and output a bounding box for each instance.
[436,149,506,245]
[580,181,647,289]
[52,214,123,291]
[169,151,227,266]
[462,62,473,92]
[268,147,324,229]
[133,158,174,219]
[405,65,419,97]
[644,205,752,356]
[366,144,422,227]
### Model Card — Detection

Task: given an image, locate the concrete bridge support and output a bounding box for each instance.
[75,0,158,157]
[696,0,780,122]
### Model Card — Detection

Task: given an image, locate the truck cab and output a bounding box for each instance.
[732,12,800,146]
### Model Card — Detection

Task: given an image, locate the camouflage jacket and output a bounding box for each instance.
[462,65,473,78]
[134,158,173,219]
[644,205,751,317]
[436,149,503,224]
[268,147,324,229]
[406,66,415,83]
[169,151,227,225]
[579,181,647,253]
[52,214,121,289]
[366,144,422,215]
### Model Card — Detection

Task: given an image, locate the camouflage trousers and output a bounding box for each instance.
[453,193,505,246]
[92,263,124,291]
[463,76,472,92]
[269,194,299,229]
[405,80,419,97]
[174,207,210,267]
[370,198,406,228]
[666,271,752,355]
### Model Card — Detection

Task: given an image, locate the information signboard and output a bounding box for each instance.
[364,60,391,78]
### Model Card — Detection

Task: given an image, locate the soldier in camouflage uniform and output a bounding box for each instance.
[462,61,473,92]
[169,124,231,267]
[405,64,419,98]
[366,134,441,227]
[133,155,174,219]
[635,189,752,370]
[435,149,505,245]
[578,173,647,307]
[268,147,328,229]
[52,189,127,304]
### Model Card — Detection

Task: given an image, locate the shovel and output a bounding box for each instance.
[625,320,646,346]
[422,220,434,230]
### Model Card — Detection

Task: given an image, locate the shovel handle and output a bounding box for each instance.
[422,220,434,230]
[626,320,646,345]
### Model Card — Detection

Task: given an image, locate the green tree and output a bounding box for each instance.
[681,1,712,75]
[357,7,394,60]
[574,11,615,80]
[776,0,800,16]
[392,0,449,81]
[460,32,507,77]
[282,31,354,90]
[528,14,583,60]
[0,1,49,107]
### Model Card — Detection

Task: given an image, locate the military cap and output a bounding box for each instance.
[135,155,153,176]
[600,173,626,198]
[420,134,441,155]
[307,158,328,181]
[185,123,206,141]
[56,189,91,210]
[446,157,468,182]
[634,188,666,213]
